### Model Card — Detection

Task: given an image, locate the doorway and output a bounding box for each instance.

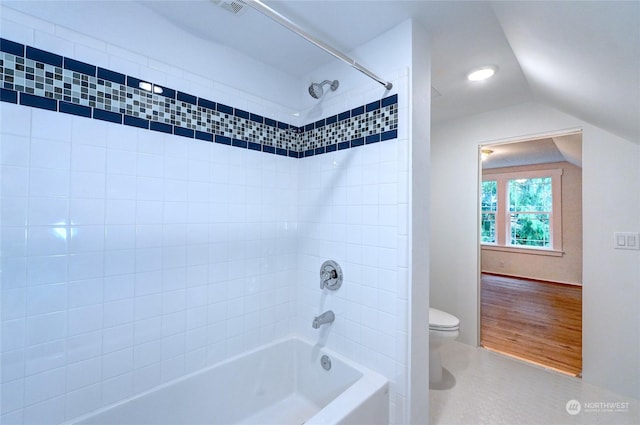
[478,133,583,376]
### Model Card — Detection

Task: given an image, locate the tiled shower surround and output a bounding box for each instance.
[0,38,398,158]
[0,31,407,424]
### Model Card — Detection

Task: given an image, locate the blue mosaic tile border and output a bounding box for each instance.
[0,38,398,157]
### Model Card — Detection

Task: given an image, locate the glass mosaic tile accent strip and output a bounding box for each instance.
[0,38,398,157]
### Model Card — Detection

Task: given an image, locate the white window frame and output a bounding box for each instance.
[482,168,563,256]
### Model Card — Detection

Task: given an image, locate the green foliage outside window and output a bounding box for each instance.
[509,178,552,247]
[481,181,497,243]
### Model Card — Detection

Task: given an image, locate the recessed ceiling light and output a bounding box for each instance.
[467,66,497,82]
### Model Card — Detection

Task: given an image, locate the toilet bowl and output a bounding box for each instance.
[429,307,460,384]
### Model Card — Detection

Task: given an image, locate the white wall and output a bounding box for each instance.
[1,7,299,423]
[431,101,640,399]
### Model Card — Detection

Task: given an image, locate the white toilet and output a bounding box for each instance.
[429,307,460,384]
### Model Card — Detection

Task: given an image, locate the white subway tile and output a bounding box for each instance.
[23,366,65,405]
[31,108,72,142]
[161,311,186,338]
[106,149,137,175]
[70,198,105,226]
[106,174,137,200]
[132,362,161,394]
[0,16,34,45]
[162,289,186,314]
[134,294,162,321]
[73,42,109,71]
[106,125,137,152]
[135,201,164,224]
[66,356,101,391]
[103,299,134,329]
[136,177,163,201]
[26,255,67,286]
[66,331,102,364]
[104,249,136,276]
[2,166,29,197]
[107,54,140,83]
[133,340,161,369]
[102,324,133,355]
[69,226,105,254]
[26,226,68,257]
[71,144,106,173]
[33,29,73,57]
[1,227,27,259]
[161,355,185,383]
[24,339,66,376]
[2,196,29,227]
[1,319,26,352]
[30,138,70,170]
[29,167,69,198]
[1,288,25,322]
[23,395,65,425]
[137,154,164,179]
[67,305,102,337]
[1,134,30,167]
[105,199,136,225]
[28,197,68,226]
[64,383,102,421]
[103,274,135,302]
[102,348,133,379]
[26,283,67,316]
[68,251,104,281]
[101,373,133,406]
[68,278,103,308]
[1,104,31,137]
[72,116,107,147]
[1,258,27,290]
[134,317,161,345]
[1,349,25,383]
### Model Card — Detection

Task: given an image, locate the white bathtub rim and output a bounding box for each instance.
[64,334,388,425]
[305,370,389,425]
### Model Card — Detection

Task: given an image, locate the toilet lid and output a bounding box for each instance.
[429,308,460,330]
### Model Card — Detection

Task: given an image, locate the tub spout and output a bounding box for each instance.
[312,310,335,329]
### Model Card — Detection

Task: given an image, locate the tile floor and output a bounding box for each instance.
[430,342,639,425]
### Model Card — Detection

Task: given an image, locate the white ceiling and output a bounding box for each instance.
[482,134,583,170]
[4,0,640,144]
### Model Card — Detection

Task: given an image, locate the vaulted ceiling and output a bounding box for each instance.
[4,1,640,144]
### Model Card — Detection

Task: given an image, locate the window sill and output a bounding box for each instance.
[481,244,564,257]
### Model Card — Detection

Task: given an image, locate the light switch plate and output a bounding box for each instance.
[614,232,640,250]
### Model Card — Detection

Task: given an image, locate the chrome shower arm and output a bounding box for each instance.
[243,0,393,91]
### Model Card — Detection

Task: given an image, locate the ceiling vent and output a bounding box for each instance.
[211,0,247,16]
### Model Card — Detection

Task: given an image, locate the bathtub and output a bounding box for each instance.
[67,337,389,425]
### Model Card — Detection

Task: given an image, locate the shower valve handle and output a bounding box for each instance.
[319,260,343,290]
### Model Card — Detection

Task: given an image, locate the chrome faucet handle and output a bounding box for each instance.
[319,260,343,291]
[320,269,336,289]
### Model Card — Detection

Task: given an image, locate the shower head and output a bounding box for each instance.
[308,80,339,99]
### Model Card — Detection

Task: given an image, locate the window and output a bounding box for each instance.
[481,169,563,253]
[481,180,497,243]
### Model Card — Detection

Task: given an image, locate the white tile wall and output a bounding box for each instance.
[1,96,298,424]
[295,72,410,425]
[1,6,410,425]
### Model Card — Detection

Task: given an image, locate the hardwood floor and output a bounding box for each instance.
[480,273,582,376]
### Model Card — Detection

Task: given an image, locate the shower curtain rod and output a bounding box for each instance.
[243,0,393,91]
